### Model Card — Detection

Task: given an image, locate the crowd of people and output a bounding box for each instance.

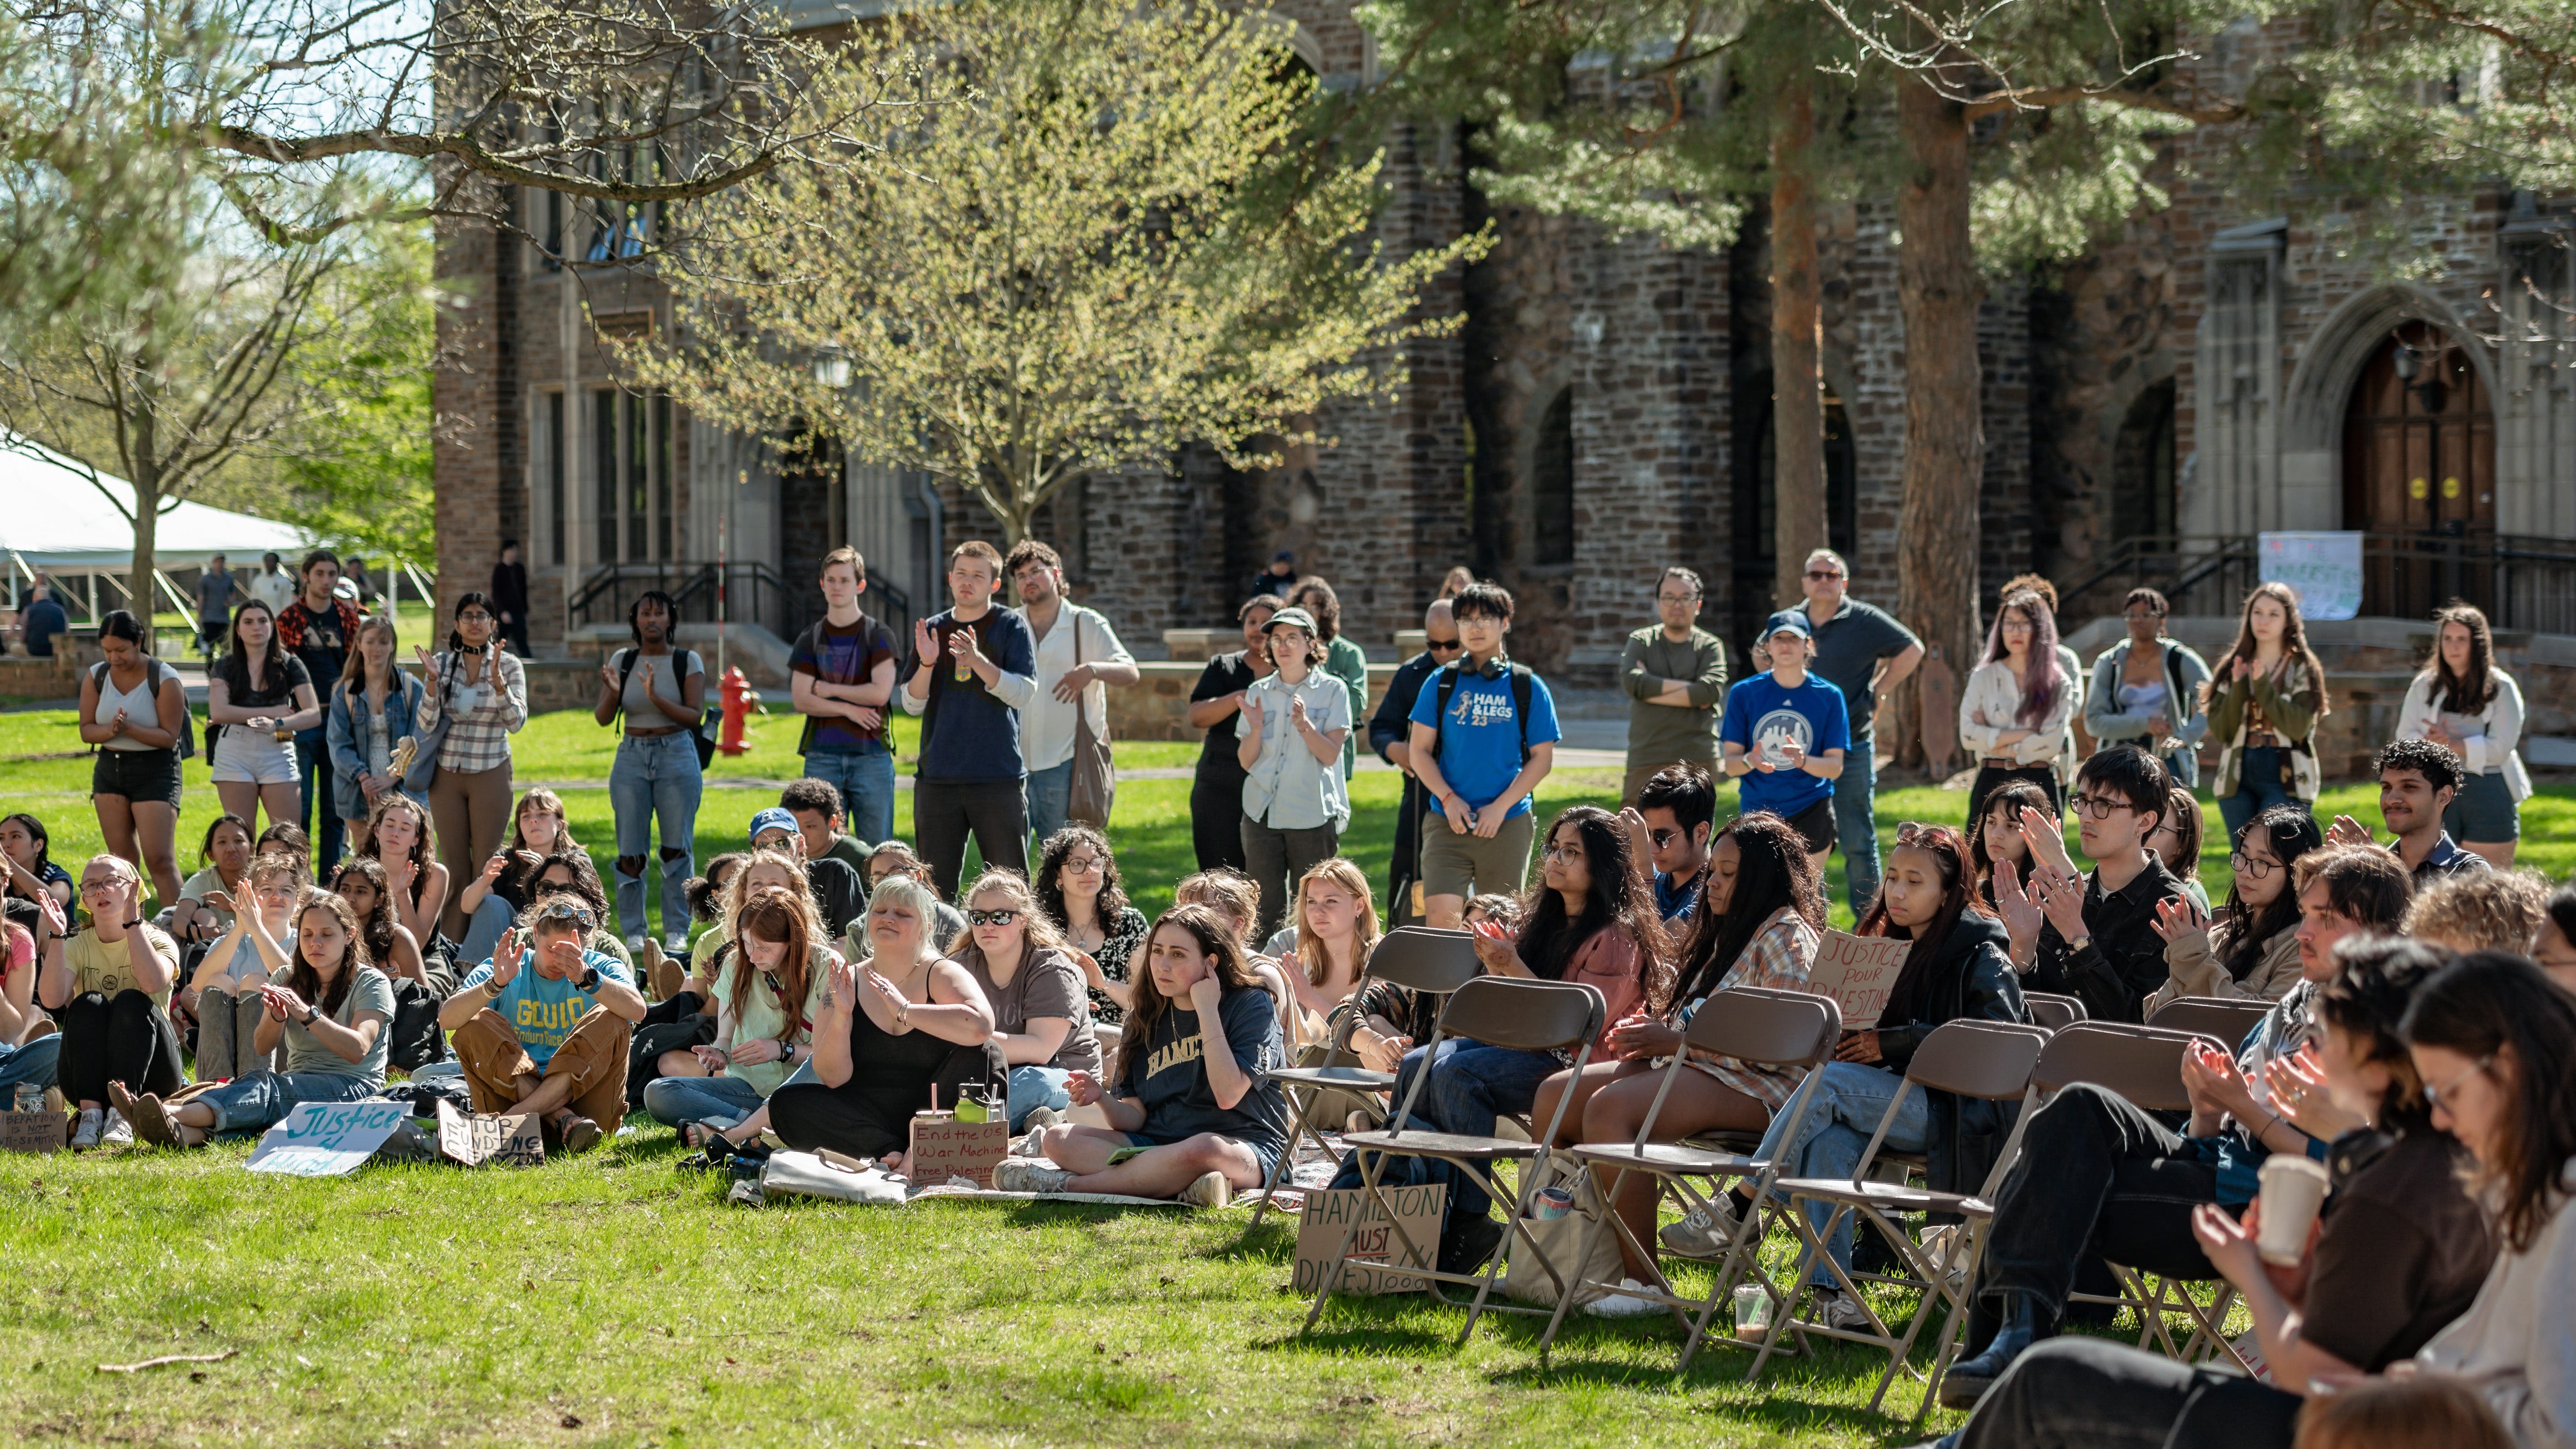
[3,533,2571,1449]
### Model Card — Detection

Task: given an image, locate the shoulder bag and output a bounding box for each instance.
[1066,610,1117,829]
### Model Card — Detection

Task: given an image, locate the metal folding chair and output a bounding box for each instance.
[1238,927,1481,1243]
[2024,991,2087,1032]
[2147,997,2273,1055]
[1757,1021,2053,1418]
[1297,975,1606,1347]
[1535,988,1842,1367]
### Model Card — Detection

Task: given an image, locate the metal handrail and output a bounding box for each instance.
[2066,530,2576,633]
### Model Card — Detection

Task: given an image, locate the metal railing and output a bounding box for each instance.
[568,561,914,647]
[2065,531,2576,633]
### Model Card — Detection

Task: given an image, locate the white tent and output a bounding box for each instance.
[0,433,310,574]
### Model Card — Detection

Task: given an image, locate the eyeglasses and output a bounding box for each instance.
[456,611,494,624]
[1543,842,1584,861]
[969,908,1020,926]
[1655,593,1700,605]
[77,878,126,898]
[2422,1054,2494,1112]
[1063,854,1107,875]
[1804,569,1844,581]
[1425,637,1464,653]
[2228,850,2278,879]
[2068,793,2130,820]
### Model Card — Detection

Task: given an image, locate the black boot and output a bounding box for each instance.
[1437,1213,1505,1277]
[1940,1292,2038,1409]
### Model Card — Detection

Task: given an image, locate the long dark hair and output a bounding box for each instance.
[284,892,371,1017]
[2401,952,2576,1252]
[198,813,254,872]
[2424,601,2498,715]
[356,794,436,906]
[1115,905,1265,1088]
[2207,580,2333,719]
[2318,937,2455,1136]
[2220,805,2323,982]
[1857,824,1987,1025]
[1980,590,2065,727]
[329,856,402,966]
[2,812,56,883]
[1034,825,1129,929]
[529,849,611,923]
[219,599,287,694]
[1969,779,2055,898]
[1670,812,1824,1012]
[1518,805,1670,1007]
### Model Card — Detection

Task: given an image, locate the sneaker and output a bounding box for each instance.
[70,1107,102,1150]
[1021,1105,1064,1134]
[626,934,649,955]
[725,1178,765,1208]
[1437,1213,1507,1276]
[100,1109,135,1147]
[1008,1131,1047,1158]
[1815,1287,1876,1332]
[1584,1278,1666,1318]
[1660,1196,1743,1260]
[993,1159,1074,1194]
[663,934,690,959]
[1179,1171,1232,1209]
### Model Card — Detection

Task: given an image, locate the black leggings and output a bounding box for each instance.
[767,1040,1006,1159]
[56,990,184,1107]
[1958,1335,2301,1449]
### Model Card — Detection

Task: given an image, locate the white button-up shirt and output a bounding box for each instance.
[1015,604,1133,772]
[1237,670,1352,831]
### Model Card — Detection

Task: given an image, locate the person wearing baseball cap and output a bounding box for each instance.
[1721,611,1850,873]
[1233,605,1353,942]
[749,805,867,937]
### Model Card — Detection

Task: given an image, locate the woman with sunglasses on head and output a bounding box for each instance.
[1960,590,2074,829]
[951,869,1099,1133]
[2147,805,2325,1015]
[413,591,528,939]
[1035,825,1150,1025]
[2084,587,2212,793]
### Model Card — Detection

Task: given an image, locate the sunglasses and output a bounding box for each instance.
[1804,569,1844,581]
[531,899,595,928]
[1893,820,1931,844]
[1647,828,1681,847]
[969,908,1020,926]
[1425,637,1464,653]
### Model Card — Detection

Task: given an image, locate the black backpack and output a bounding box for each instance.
[614,647,719,769]
[1427,658,1536,767]
[89,658,195,760]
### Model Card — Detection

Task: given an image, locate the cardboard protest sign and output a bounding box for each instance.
[1293,1183,1446,1296]
[0,1110,64,1154]
[1802,930,1913,1030]
[906,1111,1008,1189]
[244,1101,411,1176]
[434,1099,544,1167]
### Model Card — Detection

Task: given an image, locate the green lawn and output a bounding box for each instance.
[5,708,2569,1445]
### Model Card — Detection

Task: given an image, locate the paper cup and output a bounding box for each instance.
[2256,1156,2330,1265]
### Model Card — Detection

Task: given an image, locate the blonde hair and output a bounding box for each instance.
[720,847,819,944]
[955,869,1070,968]
[2294,1375,2510,1449]
[862,873,945,960]
[2405,869,2551,955]
[1291,858,1379,988]
[1174,869,1261,947]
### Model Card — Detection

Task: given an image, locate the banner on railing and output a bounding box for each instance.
[2257,532,2363,621]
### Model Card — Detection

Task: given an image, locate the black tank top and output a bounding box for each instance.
[842,982,962,1108]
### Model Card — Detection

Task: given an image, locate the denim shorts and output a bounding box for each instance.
[2444,770,2520,843]
[1122,1129,1282,1184]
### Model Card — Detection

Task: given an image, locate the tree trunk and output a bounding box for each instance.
[1770,77,1828,612]
[129,412,162,657]
[1889,77,1986,771]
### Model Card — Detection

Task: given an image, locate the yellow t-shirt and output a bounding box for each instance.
[67,925,180,1008]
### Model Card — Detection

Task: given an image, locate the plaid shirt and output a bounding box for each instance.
[1677,905,1820,1110]
[414,648,526,773]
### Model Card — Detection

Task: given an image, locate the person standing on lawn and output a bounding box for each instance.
[1008,539,1137,849]
[1186,594,1282,873]
[413,592,528,939]
[1235,606,1352,945]
[1288,578,1369,782]
[1368,598,1459,924]
[246,553,296,616]
[439,894,648,1152]
[326,614,428,862]
[1619,567,1726,805]
[1405,581,1560,929]
[79,610,188,910]
[2394,602,2528,870]
[193,554,238,661]
[900,541,1040,898]
[787,546,901,850]
[595,590,706,956]
[1722,612,1848,878]
[1960,589,2075,829]
[2205,580,2330,839]
[2083,587,2211,790]
[276,550,361,869]
[1769,547,1921,917]
[38,857,182,1148]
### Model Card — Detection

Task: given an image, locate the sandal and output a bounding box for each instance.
[678,1119,732,1151]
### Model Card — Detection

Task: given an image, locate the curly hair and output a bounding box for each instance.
[2405,870,2550,955]
[327,856,403,967]
[2372,735,2465,795]
[1034,825,1129,931]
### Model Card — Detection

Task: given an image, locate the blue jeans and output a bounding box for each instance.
[1024,760,1075,852]
[610,731,704,941]
[295,728,343,868]
[197,1069,379,1134]
[459,895,515,971]
[2218,747,2299,839]
[1750,1060,1930,1285]
[0,1035,61,1097]
[641,1062,816,1127]
[1388,1039,1562,1220]
[803,744,895,849]
[1833,739,1882,916]
[1007,1064,1071,1131]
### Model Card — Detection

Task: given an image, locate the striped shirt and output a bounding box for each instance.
[1677,905,1820,1110]
[415,649,527,774]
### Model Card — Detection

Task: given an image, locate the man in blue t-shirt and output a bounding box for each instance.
[1406,580,1560,928]
[899,540,1040,899]
[441,898,648,1151]
[1721,612,1850,873]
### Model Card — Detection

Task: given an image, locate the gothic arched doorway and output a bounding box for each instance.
[2342,323,2495,617]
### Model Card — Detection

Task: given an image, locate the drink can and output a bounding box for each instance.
[1531,1184,1574,1221]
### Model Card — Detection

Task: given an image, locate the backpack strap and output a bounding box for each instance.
[1429,662,1462,761]
[612,647,640,724]
[1510,663,1535,767]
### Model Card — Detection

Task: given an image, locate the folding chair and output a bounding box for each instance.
[1297,975,1606,1346]
[2024,992,2086,1032]
[1238,926,1482,1243]
[1757,1021,2053,1418]
[1534,988,1842,1367]
[2147,997,2272,1055]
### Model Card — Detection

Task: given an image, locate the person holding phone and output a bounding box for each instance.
[414,591,528,939]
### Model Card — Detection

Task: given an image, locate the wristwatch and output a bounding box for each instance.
[575,967,601,993]
[302,1007,320,1026]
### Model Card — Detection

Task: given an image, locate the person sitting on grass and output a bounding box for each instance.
[620,852,746,1112]
[185,851,305,1081]
[857,841,970,955]
[0,902,60,1103]
[1172,867,1298,1045]
[2328,737,2489,892]
[37,856,182,1148]
[1667,823,2023,1330]
[330,856,439,995]
[1934,938,2499,1449]
[1967,779,2056,913]
[171,813,255,958]
[454,787,575,966]
[642,884,831,1144]
[780,777,872,879]
[999,904,1290,1207]
[1035,825,1150,1025]
[353,794,450,955]
[949,869,1099,1133]
[750,806,866,938]
[118,892,396,1148]
[2403,870,2550,956]
[523,851,634,978]
[438,895,648,1152]
[2146,805,2325,1014]
[1,812,73,911]
[763,874,999,1175]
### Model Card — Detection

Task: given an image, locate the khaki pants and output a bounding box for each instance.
[426,763,513,939]
[1417,806,1537,903]
[452,1006,631,1134]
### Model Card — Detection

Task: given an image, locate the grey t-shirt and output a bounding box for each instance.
[960,946,1101,1075]
[281,964,396,1088]
[1773,598,1919,739]
[613,648,704,729]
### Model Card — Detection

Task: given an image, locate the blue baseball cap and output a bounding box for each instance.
[1763,610,1813,643]
[749,807,799,843]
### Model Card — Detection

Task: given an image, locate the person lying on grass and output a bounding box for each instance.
[186,850,305,1081]
[119,892,393,1147]
[998,905,1289,1207]
[643,884,830,1143]
[437,895,648,1152]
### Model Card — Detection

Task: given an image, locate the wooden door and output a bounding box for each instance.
[2342,324,2495,616]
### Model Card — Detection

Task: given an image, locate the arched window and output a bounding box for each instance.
[1530,387,1575,565]
[2112,379,2177,544]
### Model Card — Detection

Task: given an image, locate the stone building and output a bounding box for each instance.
[432,6,2576,687]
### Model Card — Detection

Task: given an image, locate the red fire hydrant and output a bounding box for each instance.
[717,666,762,756]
